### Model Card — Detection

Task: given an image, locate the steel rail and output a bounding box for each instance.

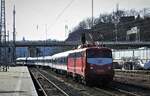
[30,69,48,96]
[112,87,140,96]
[94,87,118,96]
[36,69,70,96]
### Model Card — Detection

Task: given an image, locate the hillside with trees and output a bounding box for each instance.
[66,8,150,42]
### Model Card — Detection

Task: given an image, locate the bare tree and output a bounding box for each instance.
[78,20,87,29]
[125,9,139,16]
[139,8,150,18]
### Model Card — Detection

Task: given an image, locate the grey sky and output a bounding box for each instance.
[5,0,150,41]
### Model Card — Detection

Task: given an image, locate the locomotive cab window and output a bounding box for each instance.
[87,49,112,58]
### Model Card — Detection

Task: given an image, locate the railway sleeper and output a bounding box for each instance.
[44,67,103,87]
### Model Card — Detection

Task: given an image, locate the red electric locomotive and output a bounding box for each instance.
[67,46,114,85]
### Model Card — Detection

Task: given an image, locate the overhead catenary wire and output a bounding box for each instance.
[49,0,75,30]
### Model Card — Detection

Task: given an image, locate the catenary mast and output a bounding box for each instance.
[12,5,16,64]
[0,0,7,65]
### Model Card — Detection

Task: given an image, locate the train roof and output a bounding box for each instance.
[44,56,52,60]
[16,57,27,61]
[51,47,109,59]
[16,47,111,61]
[52,48,87,59]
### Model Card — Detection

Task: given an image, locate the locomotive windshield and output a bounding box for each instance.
[87,49,112,58]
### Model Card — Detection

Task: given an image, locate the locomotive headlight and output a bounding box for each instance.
[108,66,111,69]
[90,66,94,69]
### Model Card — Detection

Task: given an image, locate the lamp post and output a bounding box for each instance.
[92,0,94,28]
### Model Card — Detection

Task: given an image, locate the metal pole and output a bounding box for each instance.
[91,0,94,44]
[44,24,47,56]
[7,30,10,65]
[0,0,7,66]
[115,4,119,42]
[44,24,47,65]
[115,23,118,42]
[13,5,16,64]
[92,0,94,29]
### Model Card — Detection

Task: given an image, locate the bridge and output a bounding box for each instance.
[1,41,150,48]
[0,41,78,47]
[95,41,150,48]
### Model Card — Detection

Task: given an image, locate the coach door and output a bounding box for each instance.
[81,52,84,73]
[76,52,83,75]
[69,53,76,73]
[73,53,76,74]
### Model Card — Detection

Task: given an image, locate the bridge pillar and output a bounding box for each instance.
[28,47,39,57]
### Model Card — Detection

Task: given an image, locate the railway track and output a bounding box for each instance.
[29,68,83,96]
[113,70,150,96]
[111,81,150,96]
[114,69,150,89]
[29,68,69,96]
[29,67,150,96]
[30,67,150,96]
[36,68,121,96]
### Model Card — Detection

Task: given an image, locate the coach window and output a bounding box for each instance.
[49,59,51,63]
[53,59,55,63]
[64,57,67,64]
[52,59,54,63]
[53,59,54,63]
[54,59,56,64]
[62,58,64,64]
[59,58,62,64]
[64,58,66,64]
[61,58,64,64]
[55,59,57,64]
[58,58,60,63]
[60,58,62,64]
[59,58,61,64]
[61,58,63,64]
[57,58,59,64]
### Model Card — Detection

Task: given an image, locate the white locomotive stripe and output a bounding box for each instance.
[87,58,112,65]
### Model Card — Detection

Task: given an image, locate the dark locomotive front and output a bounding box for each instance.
[85,48,114,84]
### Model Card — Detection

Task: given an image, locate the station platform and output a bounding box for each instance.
[0,66,38,96]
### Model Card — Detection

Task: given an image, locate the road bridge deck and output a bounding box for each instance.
[0,66,38,96]
[1,41,150,48]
